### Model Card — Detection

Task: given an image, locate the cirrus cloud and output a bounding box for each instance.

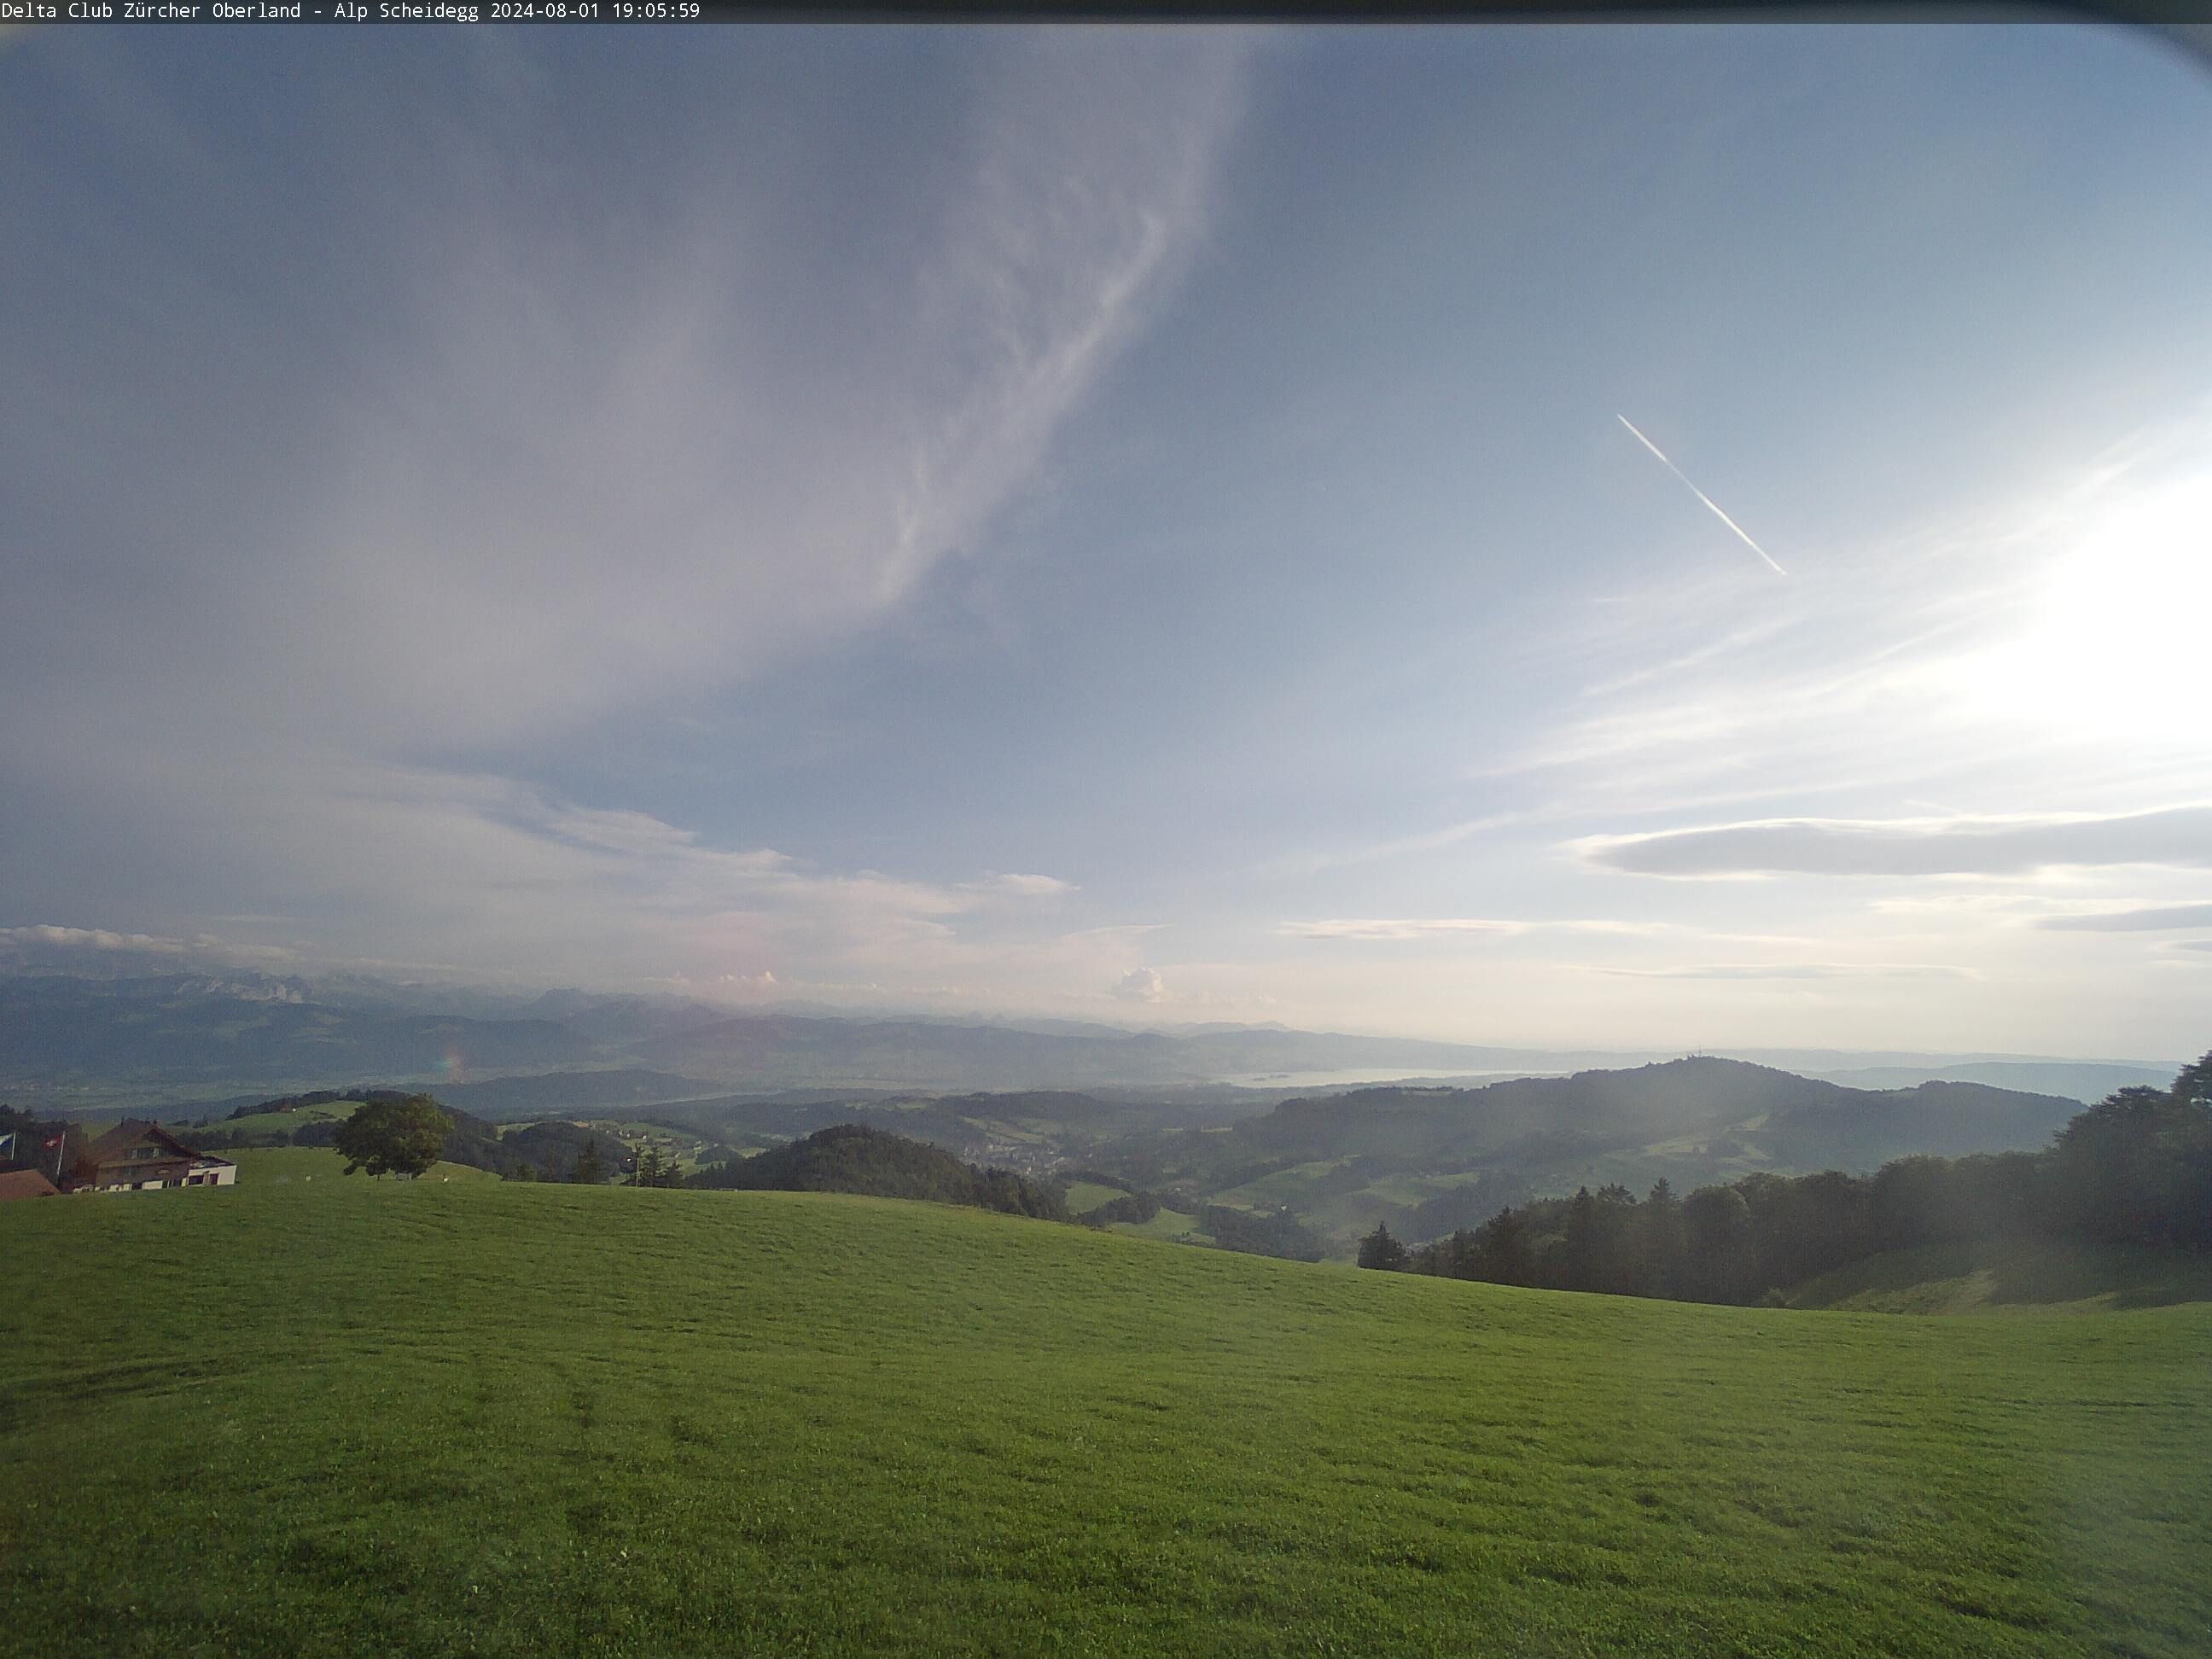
[1588,962,1978,981]
[1278,917,1528,941]
[1582,806,2212,880]
[964,873,1079,899]
[2036,901,2212,931]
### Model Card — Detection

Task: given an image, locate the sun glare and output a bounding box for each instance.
[1959,478,2212,748]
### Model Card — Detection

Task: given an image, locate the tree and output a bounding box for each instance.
[1682,1185,1755,1302]
[1562,1183,1639,1295]
[572,1138,607,1185]
[1560,1187,1601,1289]
[1639,1179,1686,1297]
[2174,1050,2212,1112]
[1472,1205,1535,1285]
[1357,1221,1410,1272]
[2052,1083,2212,1248]
[334,1095,451,1178]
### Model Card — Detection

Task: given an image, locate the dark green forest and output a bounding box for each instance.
[1362,1054,2212,1302]
[688,1123,1068,1220]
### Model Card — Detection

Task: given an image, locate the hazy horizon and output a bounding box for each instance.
[7,26,2212,1057]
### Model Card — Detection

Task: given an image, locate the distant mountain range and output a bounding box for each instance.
[632,1055,2105,1253]
[0,969,2180,1113]
[1215,1057,2086,1174]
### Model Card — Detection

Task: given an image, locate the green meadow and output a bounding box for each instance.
[1060,1180,1128,1217]
[1106,1205,1208,1243]
[222,1146,498,1184]
[3,1180,2208,1659]
[165,1103,359,1142]
[1788,1239,2212,1316]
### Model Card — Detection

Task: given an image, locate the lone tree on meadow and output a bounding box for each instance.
[1357,1221,1411,1272]
[334,1094,451,1178]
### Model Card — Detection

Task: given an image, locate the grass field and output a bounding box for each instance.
[1106,1205,1208,1243]
[165,1103,358,1142]
[1789,1239,2212,1315]
[3,1182,2209,1658]
[1061,1180,1128,1216]
[222,1146,498,1184]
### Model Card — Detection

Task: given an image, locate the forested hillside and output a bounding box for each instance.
[688,1124,1067,1220]
[1377,1054,2212,1307]
[1083,1057,2083,1251]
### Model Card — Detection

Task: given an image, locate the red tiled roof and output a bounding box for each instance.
[0,1169,60,1201]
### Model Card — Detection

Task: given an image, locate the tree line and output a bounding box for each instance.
[688,1123,1068,1220]
[1359,1053,2212,1303]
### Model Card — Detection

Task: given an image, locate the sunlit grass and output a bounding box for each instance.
[1062,1180,1128,1216]
[3,1181,2207,1658]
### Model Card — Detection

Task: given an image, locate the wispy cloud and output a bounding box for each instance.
[963,873,1079,899]
[0,925,300,975]
[1487,410,2212,830]
[0,926,198,956]
[1279,918,1528,941]
[1582,806,2212,880]
[2035,902,2212,932]
[0,36,1250,1010]
[3,36,1253,748]
[1588,962,1977,981]
[1260,813,1527,879]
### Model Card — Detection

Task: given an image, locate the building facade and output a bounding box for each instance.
[69,1121,237,1192]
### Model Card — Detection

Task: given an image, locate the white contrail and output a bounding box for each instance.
[1617,415,1786,576]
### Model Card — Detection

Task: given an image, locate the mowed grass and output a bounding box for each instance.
[2,1185,2208,1659]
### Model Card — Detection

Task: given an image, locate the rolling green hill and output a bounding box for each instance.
[173,1101,358,1141]
[1062,1179,1129,1216]
[1091,1057,2087,1253]
[688,1124,1065,1219]
[3,1182,2207,1657]
[222,1145,498,1185]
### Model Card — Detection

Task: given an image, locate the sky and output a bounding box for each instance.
[3,25,2211,1057]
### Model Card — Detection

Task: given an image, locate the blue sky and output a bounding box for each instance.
[4,25,2210,1054]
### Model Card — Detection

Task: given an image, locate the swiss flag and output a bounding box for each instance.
[41,1133,64,1150]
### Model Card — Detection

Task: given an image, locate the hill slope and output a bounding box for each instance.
[3,1183,2207,1657]
[1220,1057,2078,1169]
[1787,1239,2212,1314]
[1099,1057,2085,1248]
[693,1123,1066,1219]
